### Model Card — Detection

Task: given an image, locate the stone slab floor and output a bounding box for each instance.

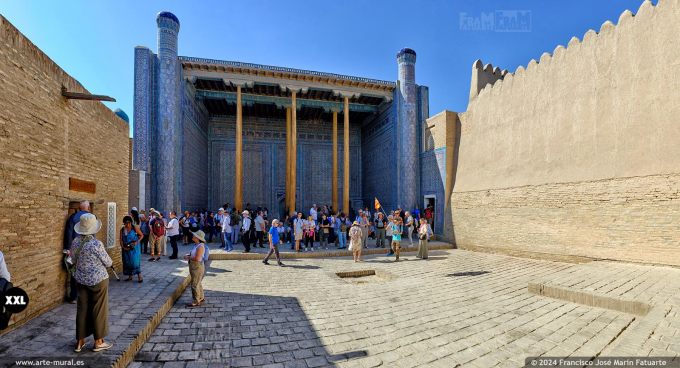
[132,249,663,368]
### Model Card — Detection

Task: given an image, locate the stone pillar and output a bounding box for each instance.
[234,85,243,211]
[290,91,298,212]
[285,107,292,213]
[156,12,181,213]
[343,96,350,215]
[332,111,338,212]
[397,48,418,211]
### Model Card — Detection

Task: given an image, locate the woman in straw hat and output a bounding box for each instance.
[348,221,363,262]
[69,213,113,353]
[184,230,207,307]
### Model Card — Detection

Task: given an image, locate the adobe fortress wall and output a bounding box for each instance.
[447,0,680,265]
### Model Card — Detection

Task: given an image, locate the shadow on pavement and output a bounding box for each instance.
[135,290,352,367]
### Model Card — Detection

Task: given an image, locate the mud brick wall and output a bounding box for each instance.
[445,1,680,266]
[0,16,129,330]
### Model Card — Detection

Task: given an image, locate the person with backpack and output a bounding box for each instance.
[374,212,388,248]
[337,213,350,249]
[139,213,150,254]
[149,212,166,262]
[230,210,241,245]
[184,230,207,308]
[220,209,233,251]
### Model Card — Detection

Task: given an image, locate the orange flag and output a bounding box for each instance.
[374,197,381,210]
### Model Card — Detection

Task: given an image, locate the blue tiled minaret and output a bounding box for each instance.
[156,11,181,213]
[397,48,419,211]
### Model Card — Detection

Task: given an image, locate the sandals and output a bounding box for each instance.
[92,342,112,352]
[185,302,200,308]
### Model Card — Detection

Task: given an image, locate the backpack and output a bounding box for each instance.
[151,219,166,237]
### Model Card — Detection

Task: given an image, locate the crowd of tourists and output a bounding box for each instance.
[59,200,434,353]
[125,202,435,255]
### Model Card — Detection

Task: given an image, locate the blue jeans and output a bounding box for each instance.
[338,232,347,248]
[231,225,239,244]
[222,232,233,251]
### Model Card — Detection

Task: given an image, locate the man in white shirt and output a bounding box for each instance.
[220,210,233,251]
[165,211,181,259]
[254,211,266,248]
[241,211,253,253]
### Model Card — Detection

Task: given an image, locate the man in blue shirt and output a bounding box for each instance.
[262,219,284,266]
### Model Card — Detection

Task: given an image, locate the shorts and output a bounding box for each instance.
[295,230,303,241]
[391,240,401,250]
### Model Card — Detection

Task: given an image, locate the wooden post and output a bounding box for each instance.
[290,91,297,213]
[343,96,350,215]
[332,111,338,212]
[286,107,292,213]
[234,85,243,211]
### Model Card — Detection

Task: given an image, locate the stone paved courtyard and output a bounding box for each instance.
[132,249,674,368]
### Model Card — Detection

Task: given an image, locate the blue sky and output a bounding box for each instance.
[1,0,649,136]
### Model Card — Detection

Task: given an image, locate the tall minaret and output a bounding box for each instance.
[156,11,181,213]
[397,48,419,211]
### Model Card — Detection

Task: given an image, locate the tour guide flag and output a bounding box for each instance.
[374,197,382,210]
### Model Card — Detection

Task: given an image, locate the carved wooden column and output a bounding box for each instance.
[290,91,298,212]
[285,107,292,214]
[234,85,243,211]
[343,96,350,215]
[332,110,338,213]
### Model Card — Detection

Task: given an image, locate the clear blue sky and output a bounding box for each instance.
[1,0,649,136]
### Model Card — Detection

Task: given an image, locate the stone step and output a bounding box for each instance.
[528,282,652,316]
[209,242,455,260]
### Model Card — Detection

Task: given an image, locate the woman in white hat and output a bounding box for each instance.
[69,213,113,353]
[184,230,207,307]
[348,221,363,262]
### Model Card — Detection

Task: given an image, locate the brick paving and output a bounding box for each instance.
[133,249,676,367]
[0,257,189,367]
[531,261,680,358]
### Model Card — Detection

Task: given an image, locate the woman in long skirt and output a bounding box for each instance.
[70,213,113,352]
[417,218,432,259]
[120,216,143,282]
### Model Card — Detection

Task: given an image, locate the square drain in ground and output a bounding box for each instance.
[336,270,376,278]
